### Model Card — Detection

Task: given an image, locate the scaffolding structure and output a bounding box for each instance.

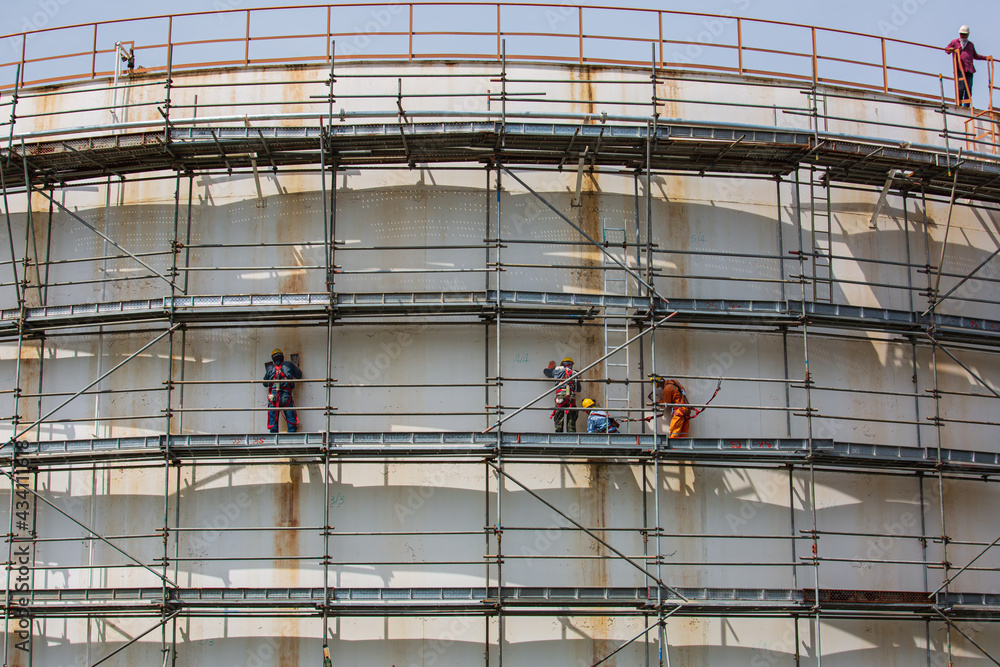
[1,4,1000,665]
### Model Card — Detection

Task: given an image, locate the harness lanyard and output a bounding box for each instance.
[690,378,723,419]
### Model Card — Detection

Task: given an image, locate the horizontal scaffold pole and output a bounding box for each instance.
[11,324,180,441]
[483,312,676,433]
[500,166,664,303]
[0,467,177,588]
[932,608,1000,667]
[487,460,688,603]
[30,186,177,290]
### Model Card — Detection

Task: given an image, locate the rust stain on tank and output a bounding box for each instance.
[16,341,42,434]
[662,200,691,298]
[274,464,302,581]
[278,620,301,667]
[658,76,679,120]
[573,78,604,376]
[570,66,597,117]
[588,464,611,665]
[278,198,309,295]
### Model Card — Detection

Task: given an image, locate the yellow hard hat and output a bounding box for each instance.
[562,356,574,365]
[271,348,283,358]
[581,398,595,409]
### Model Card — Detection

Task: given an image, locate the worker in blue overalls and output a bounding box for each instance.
[582,398,620,433]
[262,347,303,433]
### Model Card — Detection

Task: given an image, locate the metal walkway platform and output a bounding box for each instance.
[5,121,999,204]
[4,291,998,347]
[5,433,999,475]
[13,586,998,619]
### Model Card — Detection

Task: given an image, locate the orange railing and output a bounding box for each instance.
[0,3,997,112]
[961,56,998,153]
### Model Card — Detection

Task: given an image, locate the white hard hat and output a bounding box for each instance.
[959,25,970,35]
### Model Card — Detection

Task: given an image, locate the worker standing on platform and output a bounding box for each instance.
[544,357,581,432]
[582,398,620,434]
[263,347,303,433]
[945,25,990,107]
[649,375,691,438]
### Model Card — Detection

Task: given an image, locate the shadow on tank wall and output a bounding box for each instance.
[818,198,1000,319]
[24,461,980,591]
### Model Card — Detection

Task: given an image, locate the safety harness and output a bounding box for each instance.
[267,364,290,407]
[549,368,577,419]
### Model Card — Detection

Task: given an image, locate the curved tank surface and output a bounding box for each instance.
[1,4,999,666]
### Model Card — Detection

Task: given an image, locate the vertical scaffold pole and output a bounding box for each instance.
[913,185,947,667]
[20,188,38,665]
[634,166,651,666]
[494,41,507,665]
[321,132,336,660]
[161,170,182,666]
[777,178,792,438]
[5,64,21,165]
[643,114,668,666]
[902,192,924,452]
[794,168,821,666]
[328,41,336,130]
[1,156,21,309]
[494,159,504,667]
[2,147,26,667]
[163,46,172,147]
[177,176,193,435]
[634,173,647,439]
[484,163,492,667]
[919,185,950,660]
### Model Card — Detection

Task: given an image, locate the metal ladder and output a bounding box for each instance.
[807,90,834,304]
[810,166,833,303]
[602,219,631,431]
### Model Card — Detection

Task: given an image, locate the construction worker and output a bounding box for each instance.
[262,348,303,433]
[649,375,690,438]
[582,398,619,434]
[543,356,581,432]
[945,25,990,108]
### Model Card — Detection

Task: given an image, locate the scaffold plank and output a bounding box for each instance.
[3,121,1000,205]
[3,433,999,474]
[12,586,997,619]
[4,291,999,347]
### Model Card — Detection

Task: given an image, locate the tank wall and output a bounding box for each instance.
[1,61,998,666]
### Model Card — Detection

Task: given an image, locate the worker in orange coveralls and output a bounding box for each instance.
[649,375,690,438]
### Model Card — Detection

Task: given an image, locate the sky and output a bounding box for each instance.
[2,0,998,106]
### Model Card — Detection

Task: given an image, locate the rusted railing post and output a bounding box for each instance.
[91,23,98,79]
[19,35,27,87]
[244,9,250,66]
[881,37,888,93]
[737,18,743,75]
[811,27,818,86]
[408,4,414,60]
[989,56,995,112]
[953,51,961,106]
[578,6,583,64]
